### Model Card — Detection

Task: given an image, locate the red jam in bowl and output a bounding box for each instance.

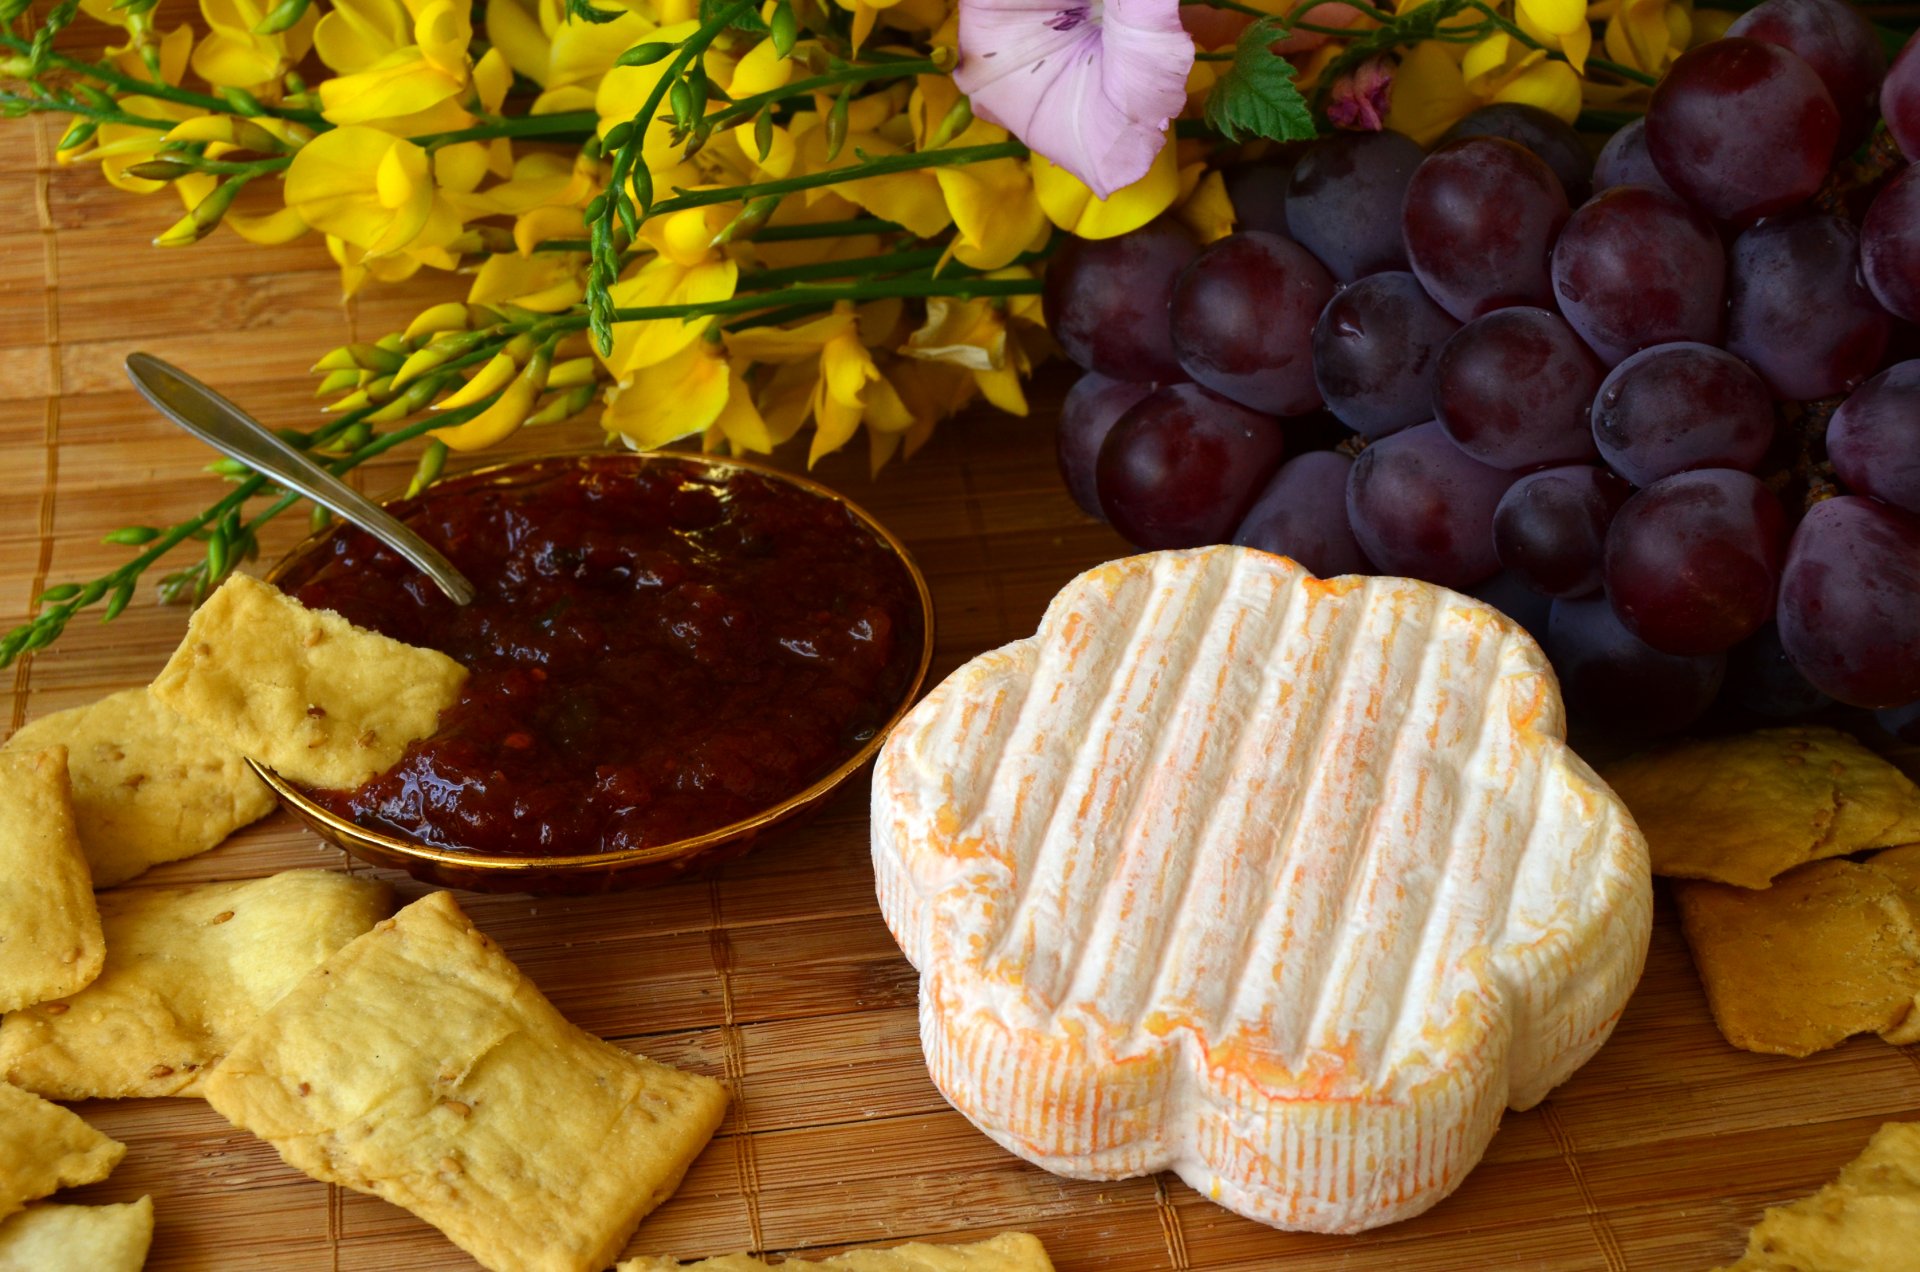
[281,455,924,857]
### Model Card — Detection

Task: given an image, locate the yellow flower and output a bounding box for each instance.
[728,305,914,466]
[792,91,952,239]
[467,252,585,312]
[1032,135,1180,240]
[834,0,907,52]
[911,76,1047,271]
[596,203,741,376]
[1515,0,1592,73]
[487,0,658,112]
[73,96,204,194]
[192,0,316,94]
[602,338,772,453]
[1386,38,1581,146]
[315,0,473,127]
[284,125,436,256]
[1598,0,1692,80]
[904,296,1029,416]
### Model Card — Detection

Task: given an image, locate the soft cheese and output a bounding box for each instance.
[872,546,1651,1234]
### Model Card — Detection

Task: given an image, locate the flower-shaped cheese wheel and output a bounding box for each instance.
[872,547,1650,1233]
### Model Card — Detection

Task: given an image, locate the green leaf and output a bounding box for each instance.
[1204,18,1318,145]
[701,0,768,33]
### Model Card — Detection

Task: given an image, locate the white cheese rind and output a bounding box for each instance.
[872,547,1650,1234]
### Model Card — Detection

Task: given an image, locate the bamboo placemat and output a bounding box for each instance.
[2,103,1917,1271]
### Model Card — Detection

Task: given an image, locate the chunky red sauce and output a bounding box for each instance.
[284,455,923,857]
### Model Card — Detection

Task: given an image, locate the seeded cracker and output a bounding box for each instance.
[204,891,728,1272]
[617,1234,1057,1271]
[1674,845,1920,1056]
[5,688,277,886]
[0,1197,153,1272]
[0,869,391,1099]
[150,572,467,791]
[1601,727,1920,888]
[0,1082,124,1222]
[1714,1121,1920,1272]
[0,747,104,1014]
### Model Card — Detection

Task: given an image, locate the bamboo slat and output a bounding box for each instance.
[1,108,1916,1272]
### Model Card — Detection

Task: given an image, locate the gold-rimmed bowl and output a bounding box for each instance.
[253,450,935,895]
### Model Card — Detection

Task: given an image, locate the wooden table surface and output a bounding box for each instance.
[3,103,1918,1271]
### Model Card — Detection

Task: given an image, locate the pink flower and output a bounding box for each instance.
[954,0,1194,199]
[1325,55,1394,131]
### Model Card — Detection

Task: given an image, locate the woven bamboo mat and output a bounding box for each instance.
[3,103,1918,1271]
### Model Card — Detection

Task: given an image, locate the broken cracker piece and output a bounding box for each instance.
[0,1197,153,1272]
[204,890,728,1272]
[150,573,466,791]
[6,688,277,886]
[1602,727,1920,888]
[1675,844,1920,1057]
[617,1233,1056,1271]
[0,1081,124,1223]
[1714,1121,1920,1272]
[0,869,392,1099]
[0,747,105,1014]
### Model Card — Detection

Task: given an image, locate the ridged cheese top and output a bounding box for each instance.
[873,547,1649,1233]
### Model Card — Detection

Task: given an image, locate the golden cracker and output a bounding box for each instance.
[618,1234,1057,1271]
[0,1082,124,1222]
[205,891,728,1272]
[0,1197,153,1272]
[0,747,104,1013]
[1715,1121,1920,1271]
[6,688,277,886]
[150,573,466,791]
[0,869,392,1099]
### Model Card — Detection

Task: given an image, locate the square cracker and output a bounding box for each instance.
[0,869,391,1099]
[0,1197,153,1272]
[1715,1121,1920,1272]
[6,687,277,886]
[204,890,729,1272]
[1601,727,1920,888]
[0,747,105,1014]
[0,1081,124,1222]
[150,573,466,791]
[1675,844,1920,1056]
[617,1234,1057,1271]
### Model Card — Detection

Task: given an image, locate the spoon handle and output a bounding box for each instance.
[125,352,476,607]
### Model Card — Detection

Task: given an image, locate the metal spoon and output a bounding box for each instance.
[125,352,476,606]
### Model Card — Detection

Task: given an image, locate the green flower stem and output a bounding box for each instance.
[410,110,602,148]
[164,154,291,176]
[529,217,906,258]
[648,140,1028,217]
[740,246,949,287]
[0,92,181,131]
[601,274,1042,324]
[0,36,328,126]
[705,58,941,129]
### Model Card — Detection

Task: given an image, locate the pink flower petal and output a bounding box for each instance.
[956,0,1193,198]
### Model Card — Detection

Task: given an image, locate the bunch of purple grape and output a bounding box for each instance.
[1051,0,1920,739]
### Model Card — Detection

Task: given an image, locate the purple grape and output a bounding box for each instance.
[1492,466,1630,599]
[1231,451,1371,577]
[1727,213,1890,401]
[1310,271,1459,439]
[1604,469,1788,655]
[1862,167,1920,324]
[1590,343,1776,486]
[1403,138,1570,321]
[1058,373,1155,520]
[1829,361,1920,515]
[1724,622,1833,720]
[1170,232,1334,415]
[1096,384,1286,549]
[1593,119,1674,196]
[1470,571,1554,648]
[1043,221,1196,381]
[1727,0,1887,146]
[1546,596,1727,739]
[1550,186,1725,366]
[1778,495,1920,707]
[1283,131,1423,282]
[1646,38,1840,224]
[1888,30,1920,159]
[1345,421,1517,589]
[1440,103,1593,204]
[1433,308,1601,470]
[1222,154,1299,236]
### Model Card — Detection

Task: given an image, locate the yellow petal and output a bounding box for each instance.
[413,0,474,76]
[1032,136,1179,240]
[434,352,519,409]
[933,157,1047,272]
[546,6,653,89]
[1177,168,1235,244]
[808,379,864,467]
[313,0,411,74]
[319,49,466,126]
[728,38,790,99]
[472,46,513,113]
[284,126,432,255]
[484,0,550,83]
[226,203,310,244]
[431,376,540,450]
[603,340,730,449]
[820,327,879,409]
[514,204,586,254]
[601,254,739,373]
[1493,59,1583,123]
[712,363,775,454]
[1385,41,1479,146]
[725,309,857,362]
[434,139,490,193]
[1518,0,1589,38]
[467,252,584,311]
[863,368,915,433]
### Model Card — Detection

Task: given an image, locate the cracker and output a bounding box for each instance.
[1675,845,1920,1056]
[0,747,105,1013]
[0,1081,124,1222]
[0,869,391,1099]
[617,1233,1057,1271]
[150,573,466,791]
[204,890,729,1272]
[1601,727,1920,888]
[1715,1121,1920,1272]
[6,688,277,886]
[0,1197,153,1272]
